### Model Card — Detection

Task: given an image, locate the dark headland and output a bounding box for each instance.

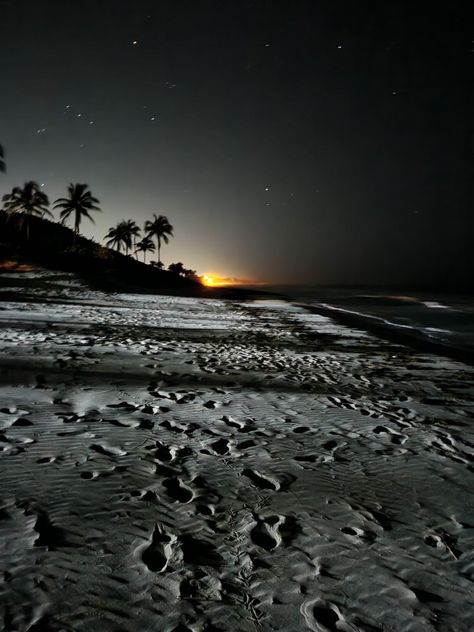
[0,211,274,301]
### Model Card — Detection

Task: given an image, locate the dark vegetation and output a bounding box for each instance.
[0,145,272,298]
[0,143,202,292]
[0,210,198,293]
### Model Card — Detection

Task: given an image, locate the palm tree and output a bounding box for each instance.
[144,214,173,266]
[104,221,130,253]
[53,183,100,236]
[123,219,141,258]
[135,235,155,263]
[119,221,133,255]
[0,144,5,173]
[2,181,51,239]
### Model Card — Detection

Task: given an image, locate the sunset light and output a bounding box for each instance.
[200,274,232,287]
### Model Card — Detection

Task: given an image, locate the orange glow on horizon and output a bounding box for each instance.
[200,273,233,287]
[199,273,266,287]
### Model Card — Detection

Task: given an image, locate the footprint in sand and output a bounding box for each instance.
[180,534,223,567]
[152,440,174,462]
[340,526,376,542]
[209,438,230,455]
[80,470,99,480]
[36,456,56,464]
[107,401,138,411]
[90,443,127,457]
[250,514,285,551]
[222,415,255,433]
[236,439,257,451]
[242,468,280,491]
[139,418,154,430]
[34,511,68,550]
[294,454,318,463]
[301,599,346,632]
[160,420,187,434]
[372,426,407,445]
[141,523,176,573]
[203,400,219,409]
[163,477,194,503]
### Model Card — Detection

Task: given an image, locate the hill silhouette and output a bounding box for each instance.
[0,211,200,293]
[0,211,274,299]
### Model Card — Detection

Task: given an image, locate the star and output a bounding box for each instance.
[77,113,82,118]
[132,40,138,45]
[264,186,269,191]
[89,120,94,125]
[337,44,342,49]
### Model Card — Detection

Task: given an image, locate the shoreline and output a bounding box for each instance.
[297,302,474,367]
[3,265,472,367]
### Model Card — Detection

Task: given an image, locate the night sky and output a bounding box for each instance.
[1,1,473,286]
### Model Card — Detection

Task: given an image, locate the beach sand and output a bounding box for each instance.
[1,269,474,631]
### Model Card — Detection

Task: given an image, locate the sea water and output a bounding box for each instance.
[264,286,474,361]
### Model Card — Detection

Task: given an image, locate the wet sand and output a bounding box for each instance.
[1,270,474,631]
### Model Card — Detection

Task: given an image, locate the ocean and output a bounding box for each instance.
[264,286,474,364]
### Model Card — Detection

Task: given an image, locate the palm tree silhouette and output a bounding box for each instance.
[2,181,51,239]
[104,221,130,253]
[53,183,100,237]
[124,219,141,258]
[135,235,156,263]
[118,221,133,256]
[0,144,5,173]
[144,214,173,266]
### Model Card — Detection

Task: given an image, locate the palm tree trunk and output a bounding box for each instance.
[157,237,161,264]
